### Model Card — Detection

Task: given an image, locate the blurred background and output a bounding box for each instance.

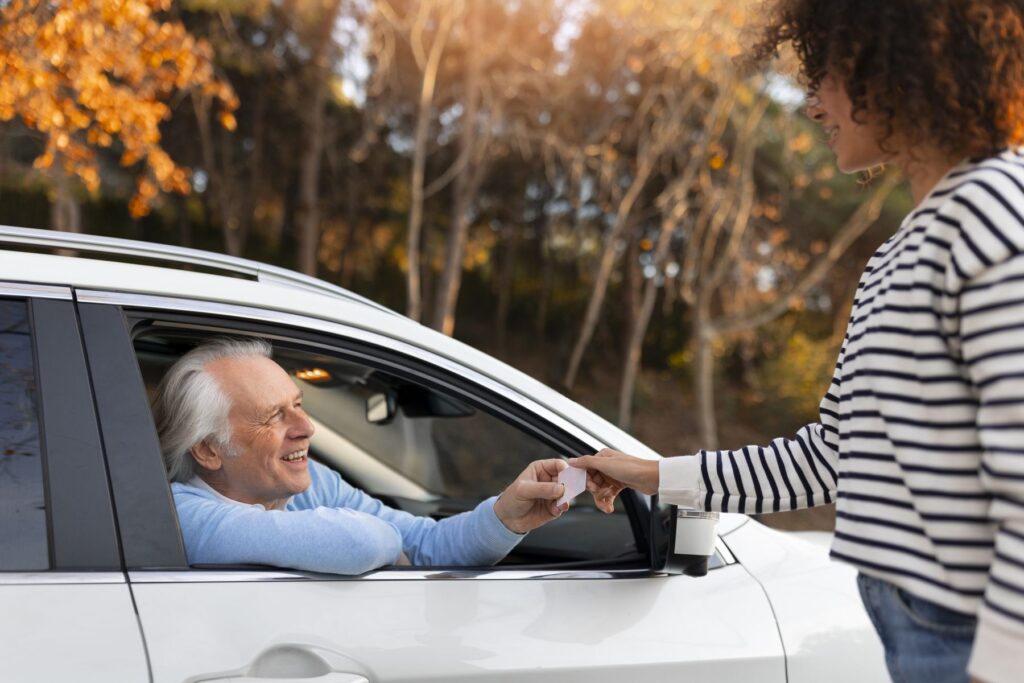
[0,0,915,529]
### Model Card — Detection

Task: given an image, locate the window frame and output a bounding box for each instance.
[76,289,658,579]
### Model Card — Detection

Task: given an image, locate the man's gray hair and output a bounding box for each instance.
[153,337,273,482]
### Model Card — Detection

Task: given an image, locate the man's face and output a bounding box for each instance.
[201,355,314,507]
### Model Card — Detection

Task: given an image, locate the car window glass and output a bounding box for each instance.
[295,371,564,499]
[285,352,611,515]
[0,299,48,571]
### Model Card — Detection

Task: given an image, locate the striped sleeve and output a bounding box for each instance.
[684,344,845,515]
[961,252,1024,683]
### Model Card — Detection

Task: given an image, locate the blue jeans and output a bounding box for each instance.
[857,573,977,683]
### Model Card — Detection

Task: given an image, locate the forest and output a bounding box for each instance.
[0,0,916,528]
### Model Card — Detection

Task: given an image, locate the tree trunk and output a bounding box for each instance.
[617,213,678,429]
[275,169,300,256]
[739,334,761,398]
[617,281,651,431]
[562,158,654,388]
[494,227,518,357]
[238,86,266,255]
[432,160,479,335]
[535,238,553,337]
[294,0,341,276]
[405,4,457,321]
[50,170,81,233]
[431,0,483,336]
[695,321,719,449]
[176,194,192,247]
[192,94,242,256]
[623,231,642,359]
[340,157,360,289]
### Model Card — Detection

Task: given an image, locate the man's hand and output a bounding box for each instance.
[493,458,570,534]
[571,448,659,513]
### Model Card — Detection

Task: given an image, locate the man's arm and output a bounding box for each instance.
[309,459,566,567]
[172,483,404,575]
[328,483,522,567]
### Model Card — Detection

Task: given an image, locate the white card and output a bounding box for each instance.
[557,466,587,507]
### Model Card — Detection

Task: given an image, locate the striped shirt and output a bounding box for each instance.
[659,149,1024,683]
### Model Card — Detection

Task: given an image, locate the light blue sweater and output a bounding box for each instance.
[171,460,523,575]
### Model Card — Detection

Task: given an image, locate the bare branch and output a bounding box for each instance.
[711,172,900,337]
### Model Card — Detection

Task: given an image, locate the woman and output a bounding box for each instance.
[572,2,1024,682]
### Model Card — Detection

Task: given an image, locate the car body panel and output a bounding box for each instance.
[1,580,150,682]
[131,565,784,683]
[723,522,890,683]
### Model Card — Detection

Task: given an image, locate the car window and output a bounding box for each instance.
[0,299,48,571]
[292,363,564,499]
[133,323,640,568]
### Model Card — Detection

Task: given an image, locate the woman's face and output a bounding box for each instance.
[806,73,891,173]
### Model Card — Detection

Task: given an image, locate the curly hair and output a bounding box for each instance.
[747,0,1024,159]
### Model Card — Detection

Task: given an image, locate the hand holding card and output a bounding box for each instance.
[493,458,578,534]
[557,465,587,508]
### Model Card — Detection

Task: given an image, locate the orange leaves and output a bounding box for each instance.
[603,0,757,67]
[767,227,790,246]
[218,110,238,132]
[0,0,237,218]
[787,131,814,154]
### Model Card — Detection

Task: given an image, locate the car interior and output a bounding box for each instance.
[131,323,645,571]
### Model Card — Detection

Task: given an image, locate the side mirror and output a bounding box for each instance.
[365,391,397,425]
[650,499,719,577]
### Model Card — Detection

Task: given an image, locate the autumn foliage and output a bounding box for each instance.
[0,0,237,216]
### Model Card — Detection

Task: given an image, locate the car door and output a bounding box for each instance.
[0,285,149,682]
[77,291,785,683]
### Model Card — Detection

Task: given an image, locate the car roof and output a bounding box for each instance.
[0,225,659,461]
[0,224,395,314]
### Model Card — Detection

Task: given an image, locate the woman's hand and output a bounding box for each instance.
[571,448,660,513]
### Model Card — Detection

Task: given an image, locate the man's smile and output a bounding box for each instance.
[282,448,308,463]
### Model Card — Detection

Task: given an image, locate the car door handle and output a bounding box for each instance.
[194,644,371,683]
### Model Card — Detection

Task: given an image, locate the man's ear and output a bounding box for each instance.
[190,440,224,471]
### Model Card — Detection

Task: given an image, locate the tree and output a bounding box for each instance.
[0,0,237,230]
[553,0,752,389]
[179,0,282,257]
[367,0,463,320]
[288,0,346,276]
[368,0,559,331]
[616,89,734,429]
[679,104,901,445]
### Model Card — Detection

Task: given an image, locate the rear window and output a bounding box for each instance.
[0,298,49,571]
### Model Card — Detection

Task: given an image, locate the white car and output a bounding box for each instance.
[0,225,888,683]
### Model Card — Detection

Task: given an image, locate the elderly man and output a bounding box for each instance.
[153,337,569,575]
